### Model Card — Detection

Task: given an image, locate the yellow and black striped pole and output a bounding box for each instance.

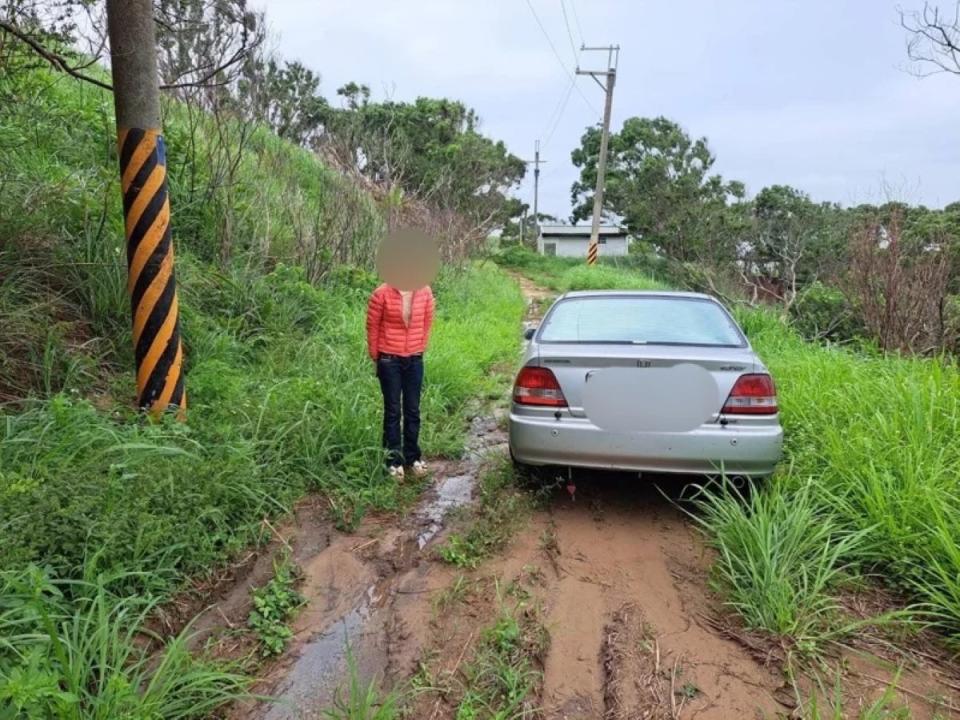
[586,238,599,265]
[107,0,185,416]
[118,128,186,413]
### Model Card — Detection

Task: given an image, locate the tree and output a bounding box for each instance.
[570,116,743,262]
[322,94,526,238]
[843,210,952,353]
[2,1,262,93]
[236,58,328,145]
[901,1,960,75]
[1,1,110,88]
[499,203,557,247]
[740,185,844,309]
[154,0,263,103]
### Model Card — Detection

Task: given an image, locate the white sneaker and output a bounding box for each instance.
[388,465,405,479]
[411,460,428,477]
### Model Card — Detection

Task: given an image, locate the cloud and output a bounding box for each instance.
[253,0,960,214]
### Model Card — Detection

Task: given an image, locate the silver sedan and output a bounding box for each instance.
[509,291,783,478]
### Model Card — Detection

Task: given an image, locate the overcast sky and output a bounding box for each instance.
[254,0,960,220]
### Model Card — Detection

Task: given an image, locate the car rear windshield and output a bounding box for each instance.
[538,296,746,347]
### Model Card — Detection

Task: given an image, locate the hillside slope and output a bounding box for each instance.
[0,69,524,717]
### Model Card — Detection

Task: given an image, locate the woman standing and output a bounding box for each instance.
[366,282,435,479]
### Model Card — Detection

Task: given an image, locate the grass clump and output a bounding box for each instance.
[439,461,535,569]
[248,557,306,657]
[0,565,248,719]
[454,586,546,720]
[691,478,870,655]
[322,649,406,720]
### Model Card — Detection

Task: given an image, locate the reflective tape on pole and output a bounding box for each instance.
[118,127,186,416]
[587,241,599,265]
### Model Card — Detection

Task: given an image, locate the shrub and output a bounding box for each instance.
[788,281,864,343]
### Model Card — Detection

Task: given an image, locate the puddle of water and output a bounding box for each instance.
[263,585,385,720]
[416,473,475,549]
[258,415,508,718]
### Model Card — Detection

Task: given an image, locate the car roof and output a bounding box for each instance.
[558,290,715,301]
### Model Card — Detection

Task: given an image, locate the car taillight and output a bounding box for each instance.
[513,367,568,407]
[722,373,778,415]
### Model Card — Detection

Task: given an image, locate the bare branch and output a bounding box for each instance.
[0,19,112,90]
[158,46,247,90]
[900,1,960,76]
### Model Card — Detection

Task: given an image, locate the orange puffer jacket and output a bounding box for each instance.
[366,284,435,359]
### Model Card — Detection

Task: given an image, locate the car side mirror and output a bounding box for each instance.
[524,327,537,341]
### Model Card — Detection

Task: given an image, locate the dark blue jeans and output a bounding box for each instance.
[376,353,424,467]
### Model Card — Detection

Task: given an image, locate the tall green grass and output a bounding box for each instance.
[493,245,669,293]
[699,309,960,648]
[0,259,523,717]
[0,262,523,583]
[0,566,249,718]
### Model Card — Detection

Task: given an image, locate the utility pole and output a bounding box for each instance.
[522,140,547,251]
[577,44,619,265]
[106,0,186,416]
[533,139,542,223]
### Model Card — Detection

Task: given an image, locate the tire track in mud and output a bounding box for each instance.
[220,413,509,720]
[532,476,783,719]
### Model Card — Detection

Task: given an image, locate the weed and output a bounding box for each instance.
[0,565,248,718]
[453,584,546,720]
[322,647,406,720]
[438,461,533,569]
[802,667,911,719]
[248,556,306,656]
[434,574,473,614]
[689,477,873,654]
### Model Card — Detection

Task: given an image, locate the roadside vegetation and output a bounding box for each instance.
[248,556,306,657]
[497,245,669,294]
[0,39,522,719]
[699,309,960,650]
[454,590,547,720]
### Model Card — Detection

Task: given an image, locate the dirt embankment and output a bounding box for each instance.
[182,273,959,720]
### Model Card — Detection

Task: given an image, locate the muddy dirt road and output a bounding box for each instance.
[187,274,958,719]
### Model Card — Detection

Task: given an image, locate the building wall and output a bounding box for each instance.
[542,236,630,257]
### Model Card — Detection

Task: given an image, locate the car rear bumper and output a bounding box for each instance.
[509,410,783,477]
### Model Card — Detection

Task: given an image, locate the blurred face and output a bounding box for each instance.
[376,227,440,291]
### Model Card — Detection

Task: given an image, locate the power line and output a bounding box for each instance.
[568,0,586,46]
[559,0,579,64]
[541,76,575,150]
[523,0,598,115]
[539,74,572,140]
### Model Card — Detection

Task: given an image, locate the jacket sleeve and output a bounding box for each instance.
[423,288,436,349]
[366,288,384,360]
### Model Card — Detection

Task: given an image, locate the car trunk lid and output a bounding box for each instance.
[538,343,757,427]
